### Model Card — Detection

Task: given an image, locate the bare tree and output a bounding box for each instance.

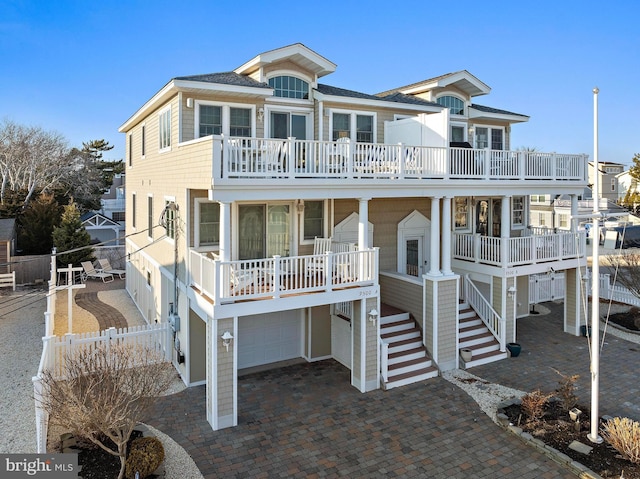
[603,252,640,299]
[0,119,72,207]
[37,343,175,479]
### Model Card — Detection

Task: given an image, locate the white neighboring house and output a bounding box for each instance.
[81,173,126,248]
[616,170,638,203]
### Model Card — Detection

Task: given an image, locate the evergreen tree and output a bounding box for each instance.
[17,193,62,254]
[629,153,640,182]
[52,200,94,266]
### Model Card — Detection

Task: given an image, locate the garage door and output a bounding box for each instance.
[238,310,302,369]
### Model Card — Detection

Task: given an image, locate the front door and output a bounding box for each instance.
[475,199,501,237]
[405,237,423,277]
[238,204,291,260]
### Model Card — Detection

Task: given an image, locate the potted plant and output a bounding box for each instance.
[507,342,521,357]
[460,348,473,362]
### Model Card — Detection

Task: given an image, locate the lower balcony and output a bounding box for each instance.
[453,230,586,268]
[189,248,378,306]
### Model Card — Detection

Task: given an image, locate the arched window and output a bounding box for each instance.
[268,76,309,99]
[436,95,465,115]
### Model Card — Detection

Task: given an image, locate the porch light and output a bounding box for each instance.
[258,108,264,123]
[221,331,234,352]
[507,286,517,298]
[186,98,193,108]
[368,309,379,323]
[296,199,305,213]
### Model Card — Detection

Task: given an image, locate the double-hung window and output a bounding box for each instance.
[331,111,376,142]
[512,196,524,227]
[454,197,470,230]
[196,200,220,247]
[147,195,153,240]
[475,126,504,150]
[196,102,254,139]
[302,200,325,241]
[159,107,171,151]
[164,200,176,240]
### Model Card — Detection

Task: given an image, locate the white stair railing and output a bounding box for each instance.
[463,275,505,352]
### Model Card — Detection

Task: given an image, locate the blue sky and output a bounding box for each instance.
[1,0,638,164]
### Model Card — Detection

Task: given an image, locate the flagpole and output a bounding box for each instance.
[588,87,603,444]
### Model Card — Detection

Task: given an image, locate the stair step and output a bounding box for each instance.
[462,341,500,356]
[459,331,493,345]
[385,365,439,389]
[462,350,509,369]
[381,328,420,343]
[387,337,423,354]
[388,356,432,375]
[380,312,410,324]
[459,325,487,338]
[380,319,415,334]
[388,346,426,363]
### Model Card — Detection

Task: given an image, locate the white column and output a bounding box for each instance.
[429,197,441,276]
[501,196,511,266]
[570,194,578,232]
[441,196,453,275]
[219,201,231,261]
[358,198,370,250]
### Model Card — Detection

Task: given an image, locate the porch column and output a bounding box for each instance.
[428,197,442,276]
[424,275,459,371]
[351,295,380,392]
[441,196,453,276]
[358,198,370,250]
[206,315,238,430]
[564,267,586,336]
[570,194,579,232]
[218,201,231,261]
[501,196,511,266]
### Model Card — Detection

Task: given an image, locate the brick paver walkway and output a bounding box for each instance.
[146,360,575,479]
[471,301,640,422]
[74,278,128,330]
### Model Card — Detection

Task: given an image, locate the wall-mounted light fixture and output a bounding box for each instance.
[258,108,264,123]
[186,98,194,108]
[507,286,517,299]
[221,331,234,352]
[368,308,379,323]
[296,199,305,214]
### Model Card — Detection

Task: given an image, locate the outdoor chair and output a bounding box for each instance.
[306,237,332,276]
[81,261,114,283]
[97,258,126,279]
[230,266,255,295]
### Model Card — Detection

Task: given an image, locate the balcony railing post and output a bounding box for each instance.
[273,255,281,298]
[398,143,406,178]
[287,137,296,178]
[474,233,481,264]
[325,251,333,291]
[214,134,224,179]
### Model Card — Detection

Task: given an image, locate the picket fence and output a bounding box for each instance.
[33,322,172,453]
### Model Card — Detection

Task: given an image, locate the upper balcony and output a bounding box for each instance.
[201,136,587,185]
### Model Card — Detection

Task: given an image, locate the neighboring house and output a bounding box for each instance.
[0,218,16,274]
[81,173,126,247]
[119,43,589,431]
[616,170,637,203]
[588,161,625,202]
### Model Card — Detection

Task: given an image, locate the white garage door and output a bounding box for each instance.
[238,310,302,369]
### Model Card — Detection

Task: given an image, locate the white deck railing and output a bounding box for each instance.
[212,136,587,182]
[463,276,505,351]
[454,230,586,267]
[190,248,378,304]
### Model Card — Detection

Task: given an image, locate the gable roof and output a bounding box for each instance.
[81,212,119,227]
[469,103,529,122]
[377,70,491,98]
[235,43,337,78]
[315,84,442,111]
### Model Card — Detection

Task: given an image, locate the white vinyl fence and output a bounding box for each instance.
[33,323,172,453]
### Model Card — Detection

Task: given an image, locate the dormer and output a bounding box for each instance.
[234,43,337,92]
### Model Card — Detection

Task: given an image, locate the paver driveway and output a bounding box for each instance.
[146,360,575,478]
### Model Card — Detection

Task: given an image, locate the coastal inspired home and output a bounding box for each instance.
[119,43,589,431]
[588,161,625,202]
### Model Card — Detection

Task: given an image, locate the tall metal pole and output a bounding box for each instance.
[588,87,603,444]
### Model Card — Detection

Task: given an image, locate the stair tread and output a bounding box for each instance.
[388,346,425,360]
[386,336,423,348]
[381,328,419,339]
[459,331,493,342]
[387,365,438,382]
[380,319,415,329]
[388,356,431,371]
[464,340,500,352]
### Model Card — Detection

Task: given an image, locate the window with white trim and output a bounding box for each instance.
[195,102,254,138]
[454,197,470,230]
[132,193,136,229]
[538,212,546,226]
[559,214,568,228]
[268,75,309,99]
[141,124,146,158]
[512,196,524,226]
[195,200,220,247]
[158,107,171,151]
[437,95,465,115]
[302,200,325,241]
[474,126,504,150]
[611,178,616,191]
[331,111,376,142]
[128,133,132,167]
[147,195,153,240]
[164,200,176,240]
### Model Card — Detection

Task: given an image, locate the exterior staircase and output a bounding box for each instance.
[380,304,438,390]
[458,302,508,368]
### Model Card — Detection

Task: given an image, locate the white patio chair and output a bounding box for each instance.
[230,266,256,295]
[97,258,126,279]
[306,237,332,276]
[81,261,114,283]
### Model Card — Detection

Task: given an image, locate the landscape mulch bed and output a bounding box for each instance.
[607,307,640,332]
[503,401,640,478]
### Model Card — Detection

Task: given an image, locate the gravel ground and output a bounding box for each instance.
[0,286,48,453]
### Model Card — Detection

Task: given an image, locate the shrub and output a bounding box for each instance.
[521,389,552,423]
[125,436,165,479]
[602,417,640,464]
[553,369,579,412]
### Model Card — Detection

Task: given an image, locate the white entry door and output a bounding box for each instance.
[238,310,301,369]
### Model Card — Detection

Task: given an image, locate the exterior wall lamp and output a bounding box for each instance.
[296,199,305,214]
[221,331,234,352]
[258,108,264,123]
[368,309,379,323]
[507,286,517,299]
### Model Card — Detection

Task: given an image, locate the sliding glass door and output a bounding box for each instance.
[238,204,291,260]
